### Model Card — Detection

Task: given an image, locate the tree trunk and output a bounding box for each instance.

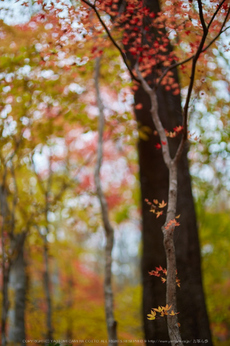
[0,184,10,346]
[122,0,212,343]
[43,235,53,341]
[1,262,10,346]
[8,233,27,346]
[135,85,212,344]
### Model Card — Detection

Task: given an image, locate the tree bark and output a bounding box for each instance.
[123,0,212,344]
[8,233,27,346]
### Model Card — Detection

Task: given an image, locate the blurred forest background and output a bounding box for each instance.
[0,1,229,345]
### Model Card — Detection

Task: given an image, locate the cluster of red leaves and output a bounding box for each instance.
[165,125,183,138]
[153,125,183,149]
[149,265,180,288]
[91,0,180,92]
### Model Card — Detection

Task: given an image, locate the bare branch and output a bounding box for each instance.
[203,7,230,52]
[221,24,230,33]
[157,1,229,88]
[156,55,194,88]
[207,0,227,30]
[197,0,207,32]
[173,1,228,163]
[135,65,171,168]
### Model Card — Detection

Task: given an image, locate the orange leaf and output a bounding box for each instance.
[135,103,143,110]
[159,200,167,208]
[165,219,180,230]
[156,211,163,218]
[149,270,160,277]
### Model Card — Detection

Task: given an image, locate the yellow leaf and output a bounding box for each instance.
[138,130,149,141]
[156,211,163,218]
[153,306,163,313]
[170,310,179,316]
[147,310,156,320]
[159,200,167,208]
[164,304,172,311]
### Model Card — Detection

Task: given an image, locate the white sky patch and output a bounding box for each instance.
[213,80,230,101]
[40,69,55,79]
[33,146,49,173]
[17,65,31,78]
[1,104,12,118]
[101,157,129,189]
[74,131,96,150]
[5,73,14,83]
[201,244,213,256]
[32,141,67,175]
[0,0,40,25]
[3,86,11,93]
[35,43,43,52]
[2,116,17,137]
[68,83,85,94]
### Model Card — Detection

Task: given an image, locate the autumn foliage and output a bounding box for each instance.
[0,0,229,345]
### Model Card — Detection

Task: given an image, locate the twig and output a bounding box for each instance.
[197,0,207,32]
[135,64,171,168]
[157,1,229,88]
[173,2,229,164]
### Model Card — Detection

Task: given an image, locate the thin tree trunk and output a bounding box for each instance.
[0,183,10,346]
[1,260,10,346]
[66,275,74,340]
[43,153,53,342]
[135,71,183,345]
[43,234,53,341]
[163,164,180,345]
[94,57,118,345]
[8,233,27,346]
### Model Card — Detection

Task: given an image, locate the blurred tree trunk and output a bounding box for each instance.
[8,233,27,346]
[43,234,53,341]
[119,0,213,343]
[0,183,10,346]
